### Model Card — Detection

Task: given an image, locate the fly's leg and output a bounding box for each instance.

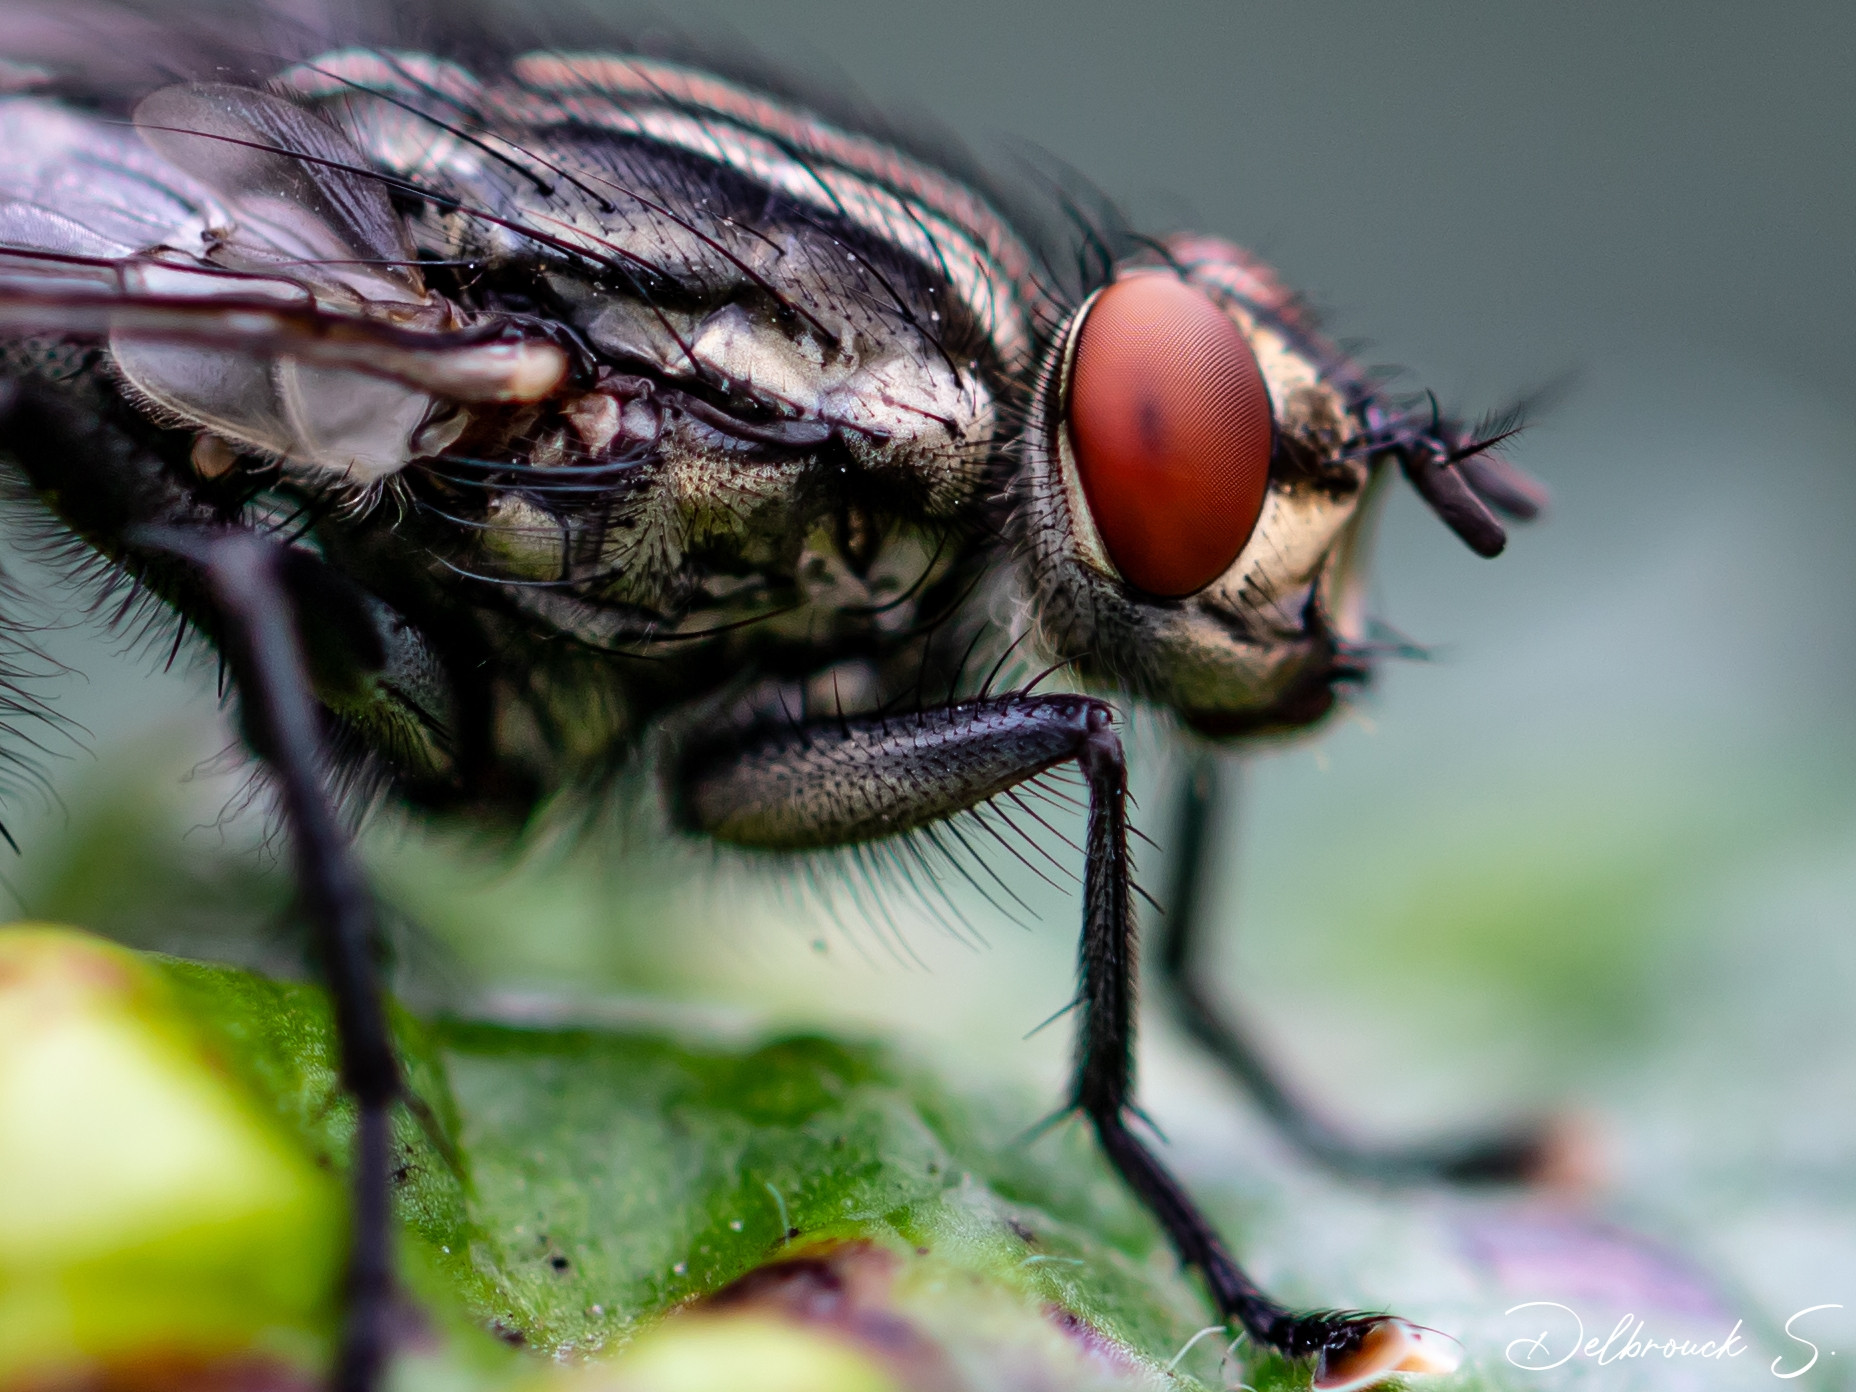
[676,694,1446,1386]
[1160,752,1549,1185]
[136,527,399,1392]
[0,371,451,1392]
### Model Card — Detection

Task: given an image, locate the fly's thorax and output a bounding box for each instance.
[446,382,988,619]
[1016,243,1382,735]
[535,273,998,517]
[15,49,1016,511]
[319,71,1009,618]
[281,55,1011,500]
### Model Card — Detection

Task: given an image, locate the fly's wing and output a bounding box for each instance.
[116,83,437,480]
[0,90,564,483]
[117,82,456,483]
[0,96,212,257]
[0,249,566,398]
[132,82,426,307]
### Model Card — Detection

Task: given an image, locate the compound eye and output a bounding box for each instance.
[1066,274,1274,598]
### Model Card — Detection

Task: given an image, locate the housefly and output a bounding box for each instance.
[0,6,1548,1390]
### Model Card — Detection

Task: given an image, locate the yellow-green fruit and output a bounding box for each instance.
[0,925,341,1383]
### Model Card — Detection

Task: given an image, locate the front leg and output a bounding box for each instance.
[1,378,399,1392]
[134,528,400,1392]
[673,693,1454,1389]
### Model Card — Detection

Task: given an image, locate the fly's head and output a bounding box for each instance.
[1019,234,1542,738]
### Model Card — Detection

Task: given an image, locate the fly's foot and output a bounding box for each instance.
[1287,1315,1462,1392]
[1408,1121,1558,1186]
[1518,1111,1606,1194]
[1441,1135,1538,1184]
[1201,1243,1461,1389]
[1420,1109,1605,1190]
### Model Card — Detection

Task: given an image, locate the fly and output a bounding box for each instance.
[0,13,1547,1392]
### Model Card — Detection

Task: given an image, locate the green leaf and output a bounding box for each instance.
[0,925,1231,1392]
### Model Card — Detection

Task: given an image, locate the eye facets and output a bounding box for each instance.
[1065,274,1274,599]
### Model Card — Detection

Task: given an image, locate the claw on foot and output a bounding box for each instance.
[1312,1318,1462,1392]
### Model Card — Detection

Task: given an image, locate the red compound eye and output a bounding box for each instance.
[1066,274,1274,598]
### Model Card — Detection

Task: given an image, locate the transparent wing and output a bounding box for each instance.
[0,93,565,482]
[132,83,424,306]
[0,95,216,257]
[0,247,565,400]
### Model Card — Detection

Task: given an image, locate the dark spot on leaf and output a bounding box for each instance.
[550,1255,571,1272]
[705,1242,952,1379]
[710,1253,846,1310]
[1045,1305,1138,1369]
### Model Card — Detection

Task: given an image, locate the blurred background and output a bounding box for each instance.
[1,2,1851,1387]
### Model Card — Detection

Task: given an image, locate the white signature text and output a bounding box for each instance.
[1503,1302,1843,1379]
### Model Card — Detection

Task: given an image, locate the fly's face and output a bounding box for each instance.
[1019,236,1384,737]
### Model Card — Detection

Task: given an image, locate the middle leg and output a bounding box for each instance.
[672,691,1454,1388]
